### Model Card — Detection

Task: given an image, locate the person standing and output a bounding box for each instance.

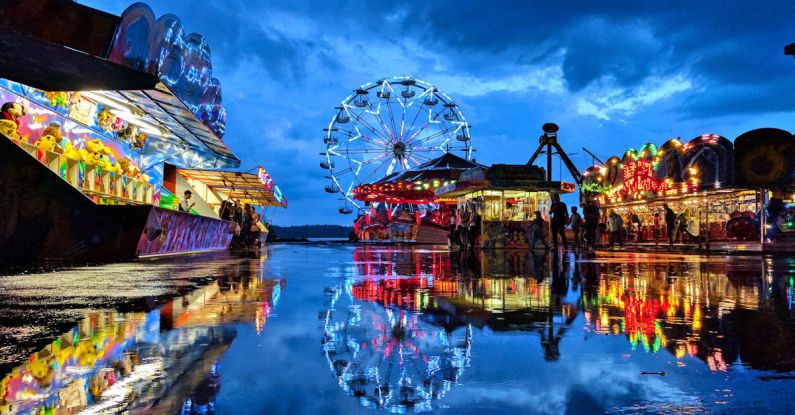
[179,190,195,213]
[570,206,583,249]
[664,203,676,247]
[233,200,243,225]
[530,211,549,250]
[652,212,662,247]
[583,199,600,250]
[607,210,624,249]
[241,203,253,245]
[550,194,569,250]
[449,208,457,247]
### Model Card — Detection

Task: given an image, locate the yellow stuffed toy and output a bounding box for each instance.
[63,140,82,161]
[0,119,20,141]
[97,108,115,131]
[33,134,59,152]
[80,138,111,166]
[34,122,65,153]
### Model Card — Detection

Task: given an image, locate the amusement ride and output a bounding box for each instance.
[321,77,473,214]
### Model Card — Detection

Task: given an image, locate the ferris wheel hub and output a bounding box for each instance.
[393,141,407,158]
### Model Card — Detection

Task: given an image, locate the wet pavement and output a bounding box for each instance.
[1,244,795,414]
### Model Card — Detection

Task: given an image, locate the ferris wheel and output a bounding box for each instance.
[321,77,473,213]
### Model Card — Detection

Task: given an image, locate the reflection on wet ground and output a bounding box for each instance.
[1,245,795,414]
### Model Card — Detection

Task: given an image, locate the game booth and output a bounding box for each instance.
[352,153,480,244]
[435,163,576,249]
[579,130,795,250]
[0,2,286,261]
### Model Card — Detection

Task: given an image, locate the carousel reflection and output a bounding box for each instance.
[0,253,282,415]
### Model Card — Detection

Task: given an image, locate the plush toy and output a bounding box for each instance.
[0,119,20,140]
[117,157,140,178]
[37,122,64,154]
[80,138,111,166]
[140,174,150,184]
[62,140,82,161]
[134,131,147,149]
[0,102,25,141]
[33,134,59,152]
[45,91,69,109]
[1,101,25,124]
[97,157,116,172]
[96,108,115,131]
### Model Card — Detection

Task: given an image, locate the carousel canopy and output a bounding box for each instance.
[352,153,481,203]
[177,167,287,208]
[0,1,239,169]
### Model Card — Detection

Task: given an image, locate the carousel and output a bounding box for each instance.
[352,153,481,243]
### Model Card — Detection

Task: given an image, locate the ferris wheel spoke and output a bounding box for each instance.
[350,114,393,145]
[407,128,454,148]
[362,156,394,183]
[403,101,426,144]
[385,98,399,145]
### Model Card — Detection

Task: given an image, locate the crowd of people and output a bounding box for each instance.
[219,198,265,248]
[545,198,696,251]
[449,202,482,248]
[448,192,701,251]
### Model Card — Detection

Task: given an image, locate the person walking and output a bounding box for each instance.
[570,206,583,249]
[583,199,600,250]
[607,210,624,249]
[550,194,569,250]
[664,203,676,248]
[530,211,549,251]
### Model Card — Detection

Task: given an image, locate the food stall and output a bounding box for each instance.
[581,131,795,246]
[0,2,286,261]
[435,163,576,248]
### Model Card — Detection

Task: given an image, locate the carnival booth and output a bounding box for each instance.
[352,153,480,243]
[579,132,793,245]
[0,2,286,261]
[436,164,576,249]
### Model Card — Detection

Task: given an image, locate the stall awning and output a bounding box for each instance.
[87,83,239,167]
[177,167,287,208]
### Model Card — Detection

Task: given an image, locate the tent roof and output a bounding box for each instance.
[374,152,481,184]
[178,167,286,208]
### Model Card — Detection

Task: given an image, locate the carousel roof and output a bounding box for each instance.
[178,167,287,208]
[352,153,480,203]
[376,152,481,184]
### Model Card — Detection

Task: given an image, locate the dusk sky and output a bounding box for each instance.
[83,0,795,226]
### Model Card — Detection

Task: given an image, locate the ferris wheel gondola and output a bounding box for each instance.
[321,77,473,211]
